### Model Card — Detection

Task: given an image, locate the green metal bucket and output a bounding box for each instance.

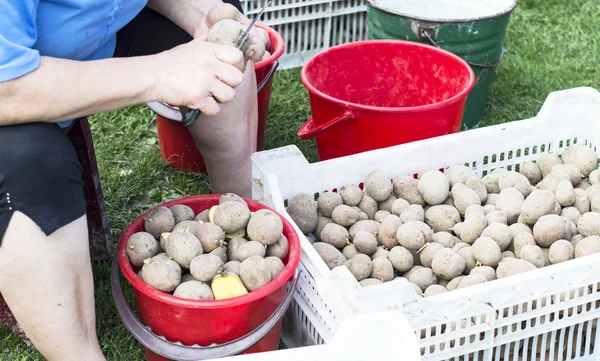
[366,0,517,129]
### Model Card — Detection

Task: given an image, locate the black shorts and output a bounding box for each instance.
[0,1,243,244]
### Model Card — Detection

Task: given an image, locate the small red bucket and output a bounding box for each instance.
[147,24,285,173]
[298,40,475,161]
[111,195,300,361]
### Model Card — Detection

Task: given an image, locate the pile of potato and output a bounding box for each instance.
[287,144,600,297]
[126,194,289,300]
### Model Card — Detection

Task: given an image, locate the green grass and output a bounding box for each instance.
[1,0,599,359]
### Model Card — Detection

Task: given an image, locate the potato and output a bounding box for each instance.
[409,282,424,296]
[377,195,397,214]
[247,209,284,246]
[548,239,574,264]
[400,204,425,223]
[164,231,204,268]
[195,210,210,222]
[431,248,466,280]
[445,165,476,187]
[533,214,566,247]
[577,181,591,190]
[173,280,214,300]
[481,223,512,251]
[443,193,455,206]
[320,223,350,249]
[452,183,481,215]
[286,194,318,235]
[470,266,497,281]
[127,232,160,267]
[388,246,414,272]
[574,188,591,214]
[519,244,545,268]
[240,256,272,291]
[485,210,508,225]
[457,212,488,244]
[408,267,438,291]
[424,205,461,233]
[419,242,444,268]
[513,232,536,258]
[496,258,537,278]
[341,185,364,206]
[357,194,378,220]
[577,212,600,237]
[538,153,563,178]
[370,257,394,282]
[219,193,247,207]
[466,177,488,203]
[141,254,182,292]
[520,161,542,185]
[265,256,285,280]
[227,237,246,262]
[223,261,241,276]
[555,180,575,207]
[190,254,223,282]
[457,273,487,289]
[313,216,333,240]
[417,170,449,205]
[537,171,571,193]
[342,244,360,259]
[396,221,433,250]
[210,245,227,264]
[144,206,175,239]
[571,234,584,247]
[482,173,501,194]
[552,164,583,186]
[345,254,373,281]
[574,236,600,258]
[561,207,582,225]
[485,193,499,206]
[498,171,532,198]
[371,246,390,260]
[173,221,201,234]
[590,170,600,186]
[378,215,402,250]
[496,187,525,224]
[356,209,369,221]
[457,246,477,274]
[193,222,225,253]
[452,242,470,252]
[236,241,266,262]
[424,285,448,297]
[359,278,383,287]
[266,234,289,260]
[483,205,496,215]
[465,204,485,217]
[471,236,502,267]
[313,242,347,269]
[169,205,195,225]
[402,265,423,280]
[374,210,391,223]
[352,231,377,255]
[446,276,466,291]
[592,196,600,213]
[432,232,459,248]
[391,198,410,216]
[560,144,598,177]
[519,190,557,226]
[508,223,532,238]
[393,176,426,206]
[365,171,392,201]
[501,250,516,259]
[213,201,251,234]
[318,192,343,218]
[349,220,380,239]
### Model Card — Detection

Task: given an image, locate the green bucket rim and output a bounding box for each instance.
[366,0,518,23]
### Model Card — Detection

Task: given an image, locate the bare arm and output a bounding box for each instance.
[146,0,223,37]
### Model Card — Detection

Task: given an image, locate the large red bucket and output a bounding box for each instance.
[298,40,475,161]
[111,195,300,361]
[147,24,285,173]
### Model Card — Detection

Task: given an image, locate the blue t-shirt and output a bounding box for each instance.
[0,0,148,127]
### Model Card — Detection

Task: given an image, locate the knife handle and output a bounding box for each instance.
[182,109,201,127]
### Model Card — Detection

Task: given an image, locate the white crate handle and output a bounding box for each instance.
[298,110,357,139]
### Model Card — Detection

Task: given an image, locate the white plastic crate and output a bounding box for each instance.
[250,86,600,361]
[240,0,368,69]
[208,310,421,361]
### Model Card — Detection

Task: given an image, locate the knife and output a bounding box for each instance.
[181,1,272,127]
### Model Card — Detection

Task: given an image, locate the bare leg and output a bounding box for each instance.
[187,61,258,198]
[0,212,106,361]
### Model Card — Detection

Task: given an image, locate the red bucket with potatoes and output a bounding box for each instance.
[147,24,285,174]
[111,195,300,361]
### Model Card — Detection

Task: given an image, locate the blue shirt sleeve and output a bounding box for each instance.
[0,1,40,83]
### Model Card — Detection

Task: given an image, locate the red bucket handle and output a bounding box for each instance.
[110,255,299,361]
[298,110,357,139]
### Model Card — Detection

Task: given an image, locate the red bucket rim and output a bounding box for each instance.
[253,22,285,69]
[117,195,301,309]
[300,39,476,114]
